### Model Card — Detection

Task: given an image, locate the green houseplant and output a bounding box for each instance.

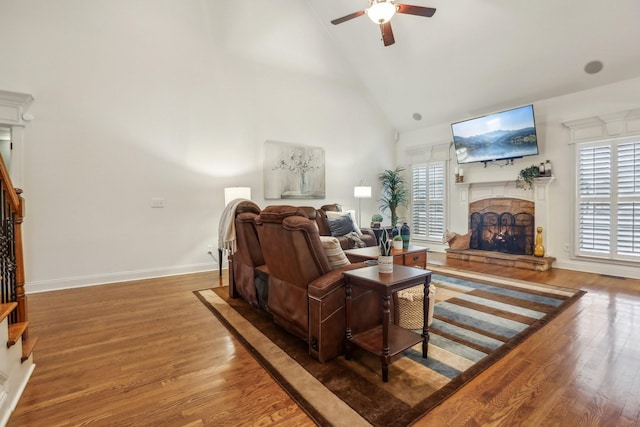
[378,228,393,273]
[370,213,383,228]
[379,228,392,256]
[378,167,409,227]
[516,165,541,190]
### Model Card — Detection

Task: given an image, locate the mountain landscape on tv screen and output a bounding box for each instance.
[454,127,538,163]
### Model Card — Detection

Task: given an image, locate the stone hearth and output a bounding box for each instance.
[446,248,556,271]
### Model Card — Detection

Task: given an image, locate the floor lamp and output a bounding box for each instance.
[353,185,372,227]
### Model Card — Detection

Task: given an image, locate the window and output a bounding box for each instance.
[576,137,640,261]
[411,162,446,241]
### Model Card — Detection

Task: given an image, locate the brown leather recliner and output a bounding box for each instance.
[229,201,269,309]
[255,205,381,362]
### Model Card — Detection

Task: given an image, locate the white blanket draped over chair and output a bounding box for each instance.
[218,198,250,256]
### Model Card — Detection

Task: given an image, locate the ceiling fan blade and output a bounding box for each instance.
[331,10,365,25]
[396,4,436,17]
[380,22,395,46]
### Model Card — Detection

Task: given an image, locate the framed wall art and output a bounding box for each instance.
[264,140,325,200]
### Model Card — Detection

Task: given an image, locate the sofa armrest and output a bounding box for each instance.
[307,262,366,299]
[360,228,376,239]
[359,228,377,247]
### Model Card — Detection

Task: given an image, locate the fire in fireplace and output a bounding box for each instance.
[468,198,535,255]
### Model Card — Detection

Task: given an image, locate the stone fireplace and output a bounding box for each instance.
[448,177,555,271]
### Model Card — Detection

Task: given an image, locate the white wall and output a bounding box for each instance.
[0,1,395,292]
[398,76,640,279]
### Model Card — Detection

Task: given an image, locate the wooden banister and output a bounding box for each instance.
[0,153,28,340]
[0,150,20,207]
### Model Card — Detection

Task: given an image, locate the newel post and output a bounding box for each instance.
[14,188,28,340]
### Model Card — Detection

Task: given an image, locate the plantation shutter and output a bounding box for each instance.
[576,138,640,261]
[577,144,611,254]
[427,163,445,240]
[412,162,446,241]
[617,141,640,256]
[412,166,427,239]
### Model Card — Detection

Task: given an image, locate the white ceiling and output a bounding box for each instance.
[304,0,640,132]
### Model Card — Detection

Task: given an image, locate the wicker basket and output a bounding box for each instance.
[396,284,436,329]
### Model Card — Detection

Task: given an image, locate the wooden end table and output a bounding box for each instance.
[343,265,432,382]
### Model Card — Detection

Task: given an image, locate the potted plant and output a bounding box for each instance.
[516,165,541,190]
[370,213,383,228]
[378,228,393,273]
[392,235,403,250]
[378,167,409,228]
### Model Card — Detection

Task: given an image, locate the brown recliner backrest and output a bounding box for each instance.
[321,203,342,213]
[296,206,317,220]
[316,203,343,236]
[296,206,323,235]
[229,200,265,306]
[281,215,332,283]
[255,205,330,287]
[234,203,264,268]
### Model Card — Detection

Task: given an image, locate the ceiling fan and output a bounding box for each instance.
[331,0,436,46]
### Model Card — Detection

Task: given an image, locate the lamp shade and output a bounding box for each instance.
[224,187,251,206]
[353,186,372,198]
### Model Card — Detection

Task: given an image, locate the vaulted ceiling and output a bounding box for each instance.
[302,0,640,132]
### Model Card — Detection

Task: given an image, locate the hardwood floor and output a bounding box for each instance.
[8,254,640,426]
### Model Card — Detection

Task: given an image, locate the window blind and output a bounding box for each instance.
[617,141,640,256]
[412,162,446,241]
[576,139,640,261]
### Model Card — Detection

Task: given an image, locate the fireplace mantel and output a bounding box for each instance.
[455,176,555,255]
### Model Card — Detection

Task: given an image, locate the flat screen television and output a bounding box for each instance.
[451,104,539,165]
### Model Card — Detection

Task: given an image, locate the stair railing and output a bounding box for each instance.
[0,155,27,338]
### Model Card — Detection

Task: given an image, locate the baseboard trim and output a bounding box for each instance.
[26,263,220,294]
[553,259,640,280]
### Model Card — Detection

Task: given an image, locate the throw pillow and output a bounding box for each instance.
[319,236,351,270]
[325,211,363,237]
[444,230,472,249]
[345,210,364,237]
[326,215,355,237]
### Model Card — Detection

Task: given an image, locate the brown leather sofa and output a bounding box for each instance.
[255,205,381,362]
[227,202,374,309]
[228,201,269,309]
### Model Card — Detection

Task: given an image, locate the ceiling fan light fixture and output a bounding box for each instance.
[367,1,397,24]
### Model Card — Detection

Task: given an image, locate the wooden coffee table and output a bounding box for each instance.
[343,265,432,382]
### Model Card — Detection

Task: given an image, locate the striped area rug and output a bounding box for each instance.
[195,266,585,427]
